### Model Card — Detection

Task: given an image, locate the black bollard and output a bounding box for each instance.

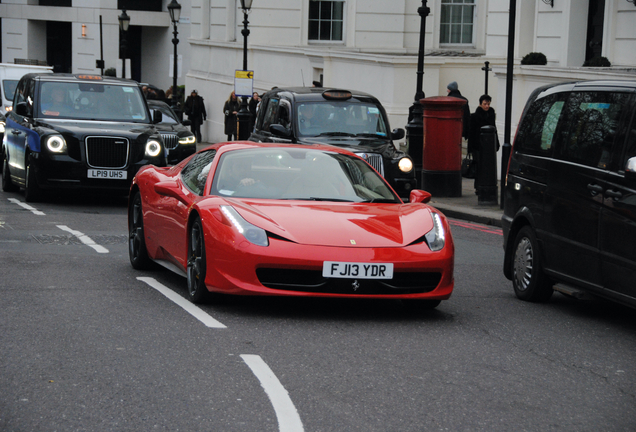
[476,125,498,205]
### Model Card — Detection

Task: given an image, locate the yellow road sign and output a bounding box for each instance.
[235,70,254,79]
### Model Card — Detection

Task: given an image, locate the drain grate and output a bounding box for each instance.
[33,234,128,245]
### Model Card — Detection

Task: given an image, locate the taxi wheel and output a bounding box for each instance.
[187,217,210,304]
[2,153,17,192]
[128,192,152,270]
[511,226,553,302]
[24,157,41,202]
[401,299,441,312]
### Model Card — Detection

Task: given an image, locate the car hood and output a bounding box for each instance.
[297,136,394,154]
[35,119,158,138]
[154,123,191,134]
[221,199,435,248]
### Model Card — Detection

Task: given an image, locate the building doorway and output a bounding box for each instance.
[47,21,71,73]
[585,0,605,62]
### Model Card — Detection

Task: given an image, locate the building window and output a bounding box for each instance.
[440,0,475,45]
[309,1,344,41]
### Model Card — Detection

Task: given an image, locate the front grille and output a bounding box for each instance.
[357,153,384,176]
[256,268,441,295]
[85,136,129,169]
[161,133,178,150]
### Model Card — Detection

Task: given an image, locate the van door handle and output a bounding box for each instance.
[605,189,622,200]
[587,184,603,196]
[11,130,21,135]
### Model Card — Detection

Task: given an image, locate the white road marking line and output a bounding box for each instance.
[56,225,109,253]
[136,277,227,329]
[241,354,304,432]
[7,198,46,215]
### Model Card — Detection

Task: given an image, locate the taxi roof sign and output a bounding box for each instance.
[322,90,352,100]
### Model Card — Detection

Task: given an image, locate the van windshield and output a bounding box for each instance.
[295,101,389,138]
[38,81,149,122]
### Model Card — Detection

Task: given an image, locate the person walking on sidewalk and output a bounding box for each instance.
[446,81,470,140]
[223,91,241,141]
[184,90,207,143]
[468,94,498,193]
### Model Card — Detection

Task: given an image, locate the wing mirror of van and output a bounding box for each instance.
[625,156,636,180]
[152,109,163,124]
[391,128,405,141]
[270,124,292,138]
[15,102,30,117]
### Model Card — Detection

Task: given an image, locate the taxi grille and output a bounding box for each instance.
[161,133,179,150]
[357,153,384,176]
[85,137,129,169]
[256,268,441,295]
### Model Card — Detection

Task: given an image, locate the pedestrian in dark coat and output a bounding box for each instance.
[468,94,497,192]
[184,90,207,143]
[248,92,260,132]
[223,91,241,141]
[447,81,470,139]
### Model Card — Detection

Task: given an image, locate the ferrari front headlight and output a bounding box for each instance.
[46,135,67,153]
[145,139,162,157]
[221,205,269,247]
[424,211,445,251]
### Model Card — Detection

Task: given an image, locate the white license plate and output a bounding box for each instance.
[87,169,127,180]
[322,261,394,279]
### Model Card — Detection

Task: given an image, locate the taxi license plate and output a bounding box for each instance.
[87,169,127,180]
[322,261,393,279]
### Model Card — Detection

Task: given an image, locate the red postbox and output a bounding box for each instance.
[420,96,466,197]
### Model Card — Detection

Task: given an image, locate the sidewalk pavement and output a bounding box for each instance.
[428,177,504,228]
[196,142,503,228]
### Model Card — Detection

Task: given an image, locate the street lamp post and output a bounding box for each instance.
[168,0,182,113]
[237,0,253,140]
[404,0,430,188]
[118,9,130,79]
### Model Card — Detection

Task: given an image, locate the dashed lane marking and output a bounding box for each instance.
[7,198,45,216]
[56,225,109,253]
[136,277,227,329]
[241,354,305,432]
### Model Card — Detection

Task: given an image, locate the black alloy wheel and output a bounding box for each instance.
[24,155,41,202]
[187,217,210,303]
[129,192,152,270]
[2,153,17,192]
[511,225,553,302]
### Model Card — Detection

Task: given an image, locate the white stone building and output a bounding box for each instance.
[1,0,635,147]
[0,0,193,94]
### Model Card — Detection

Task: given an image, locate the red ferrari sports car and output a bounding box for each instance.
[128,142,454,309]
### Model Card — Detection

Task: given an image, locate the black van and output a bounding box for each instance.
[502,80,636,308]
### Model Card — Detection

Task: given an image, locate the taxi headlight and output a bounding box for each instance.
[221,205,269,247]
[398,157,413,173]
[424,212,446,251]
[46,135,67,153]
[145,140,162,157]
[179,136,196,145]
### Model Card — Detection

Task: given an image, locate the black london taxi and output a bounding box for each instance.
[1,73,166,201]
[249,87,416,199]
[502,80,636,308]
[147,99,196,164]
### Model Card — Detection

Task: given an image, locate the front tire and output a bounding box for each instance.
[2,153,17,192]
[24,156,41,202]
[511,226,553,302]
[187,217,210,303]
[129,192,152,270]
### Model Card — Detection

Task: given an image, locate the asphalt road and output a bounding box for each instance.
[1,190,635,432]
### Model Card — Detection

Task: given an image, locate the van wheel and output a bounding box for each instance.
[2,153,17,192]
[511,226,553,302]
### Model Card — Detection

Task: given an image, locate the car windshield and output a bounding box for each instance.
[295,101,389,138]
[38,81,149,122]
[211,147,400,203]
[150,104,179,125]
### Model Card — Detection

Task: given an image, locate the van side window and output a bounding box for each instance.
[625,117,636,172]
[261,98,280,132]
[556,91,631,169]
[515,93,566,155]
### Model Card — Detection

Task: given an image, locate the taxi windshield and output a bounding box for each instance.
[38,81,149,122]
[295,101,389,138]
